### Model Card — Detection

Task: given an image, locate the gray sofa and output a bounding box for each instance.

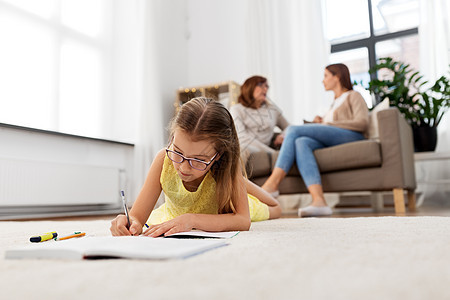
[246,107,417,214]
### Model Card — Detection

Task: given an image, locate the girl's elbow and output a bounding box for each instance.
[240,215,251,231]
[242,222,251,231]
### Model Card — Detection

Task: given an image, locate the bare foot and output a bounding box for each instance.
[261,183,277,193]
[261,183,279,198]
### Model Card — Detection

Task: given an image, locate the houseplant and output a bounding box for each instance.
[367,57,450,152]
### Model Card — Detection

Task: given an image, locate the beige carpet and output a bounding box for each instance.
[1,217,450,300]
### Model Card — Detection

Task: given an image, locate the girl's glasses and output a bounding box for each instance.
[166,149,218,171]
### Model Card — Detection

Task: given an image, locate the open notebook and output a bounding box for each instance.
[164,230,239,239]
[5,236,228,260]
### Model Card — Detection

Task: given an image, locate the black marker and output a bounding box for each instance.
[121,190,131,229]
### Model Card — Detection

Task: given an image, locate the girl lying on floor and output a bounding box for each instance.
[110,97,281,237]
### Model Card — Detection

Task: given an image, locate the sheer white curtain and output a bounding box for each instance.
[419,0,450,152]
[130,0,166,202]
[246,0,330,124]
[419,0,450,206]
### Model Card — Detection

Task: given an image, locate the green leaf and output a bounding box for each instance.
[367,57,450,128]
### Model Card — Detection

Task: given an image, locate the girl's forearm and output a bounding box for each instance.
[189,213,251,232]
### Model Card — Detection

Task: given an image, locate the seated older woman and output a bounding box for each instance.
[230,76,289,156]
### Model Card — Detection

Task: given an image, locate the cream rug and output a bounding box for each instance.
[1,217,450,300]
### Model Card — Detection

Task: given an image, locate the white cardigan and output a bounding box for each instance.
[230,102,289,154]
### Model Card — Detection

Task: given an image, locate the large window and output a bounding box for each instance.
[323,0,420,107]
[0,0,111,139]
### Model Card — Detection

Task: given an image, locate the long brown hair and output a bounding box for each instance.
[238,75,267,108]
[169,97,243,214]
[326,63,353,91]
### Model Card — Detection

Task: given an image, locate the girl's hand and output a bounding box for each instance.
[110,215,143,236]
[142,214,194,237]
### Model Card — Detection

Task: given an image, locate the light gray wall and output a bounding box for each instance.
[186,0,249,86]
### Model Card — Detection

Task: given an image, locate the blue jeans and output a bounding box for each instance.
[275,124,365,187]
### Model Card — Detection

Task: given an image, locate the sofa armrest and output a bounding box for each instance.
[245,151,273,178]
[377,108,416,190]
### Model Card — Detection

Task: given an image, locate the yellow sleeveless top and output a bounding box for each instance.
[147,157,269,225]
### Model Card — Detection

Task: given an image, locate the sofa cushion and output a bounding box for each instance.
[245,151,273,178]
[314,140,382,173]
[246,139,382,178]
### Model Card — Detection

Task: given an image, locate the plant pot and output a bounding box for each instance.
[413,125,438,152]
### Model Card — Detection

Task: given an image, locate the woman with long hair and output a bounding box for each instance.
[261,64,369,217]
